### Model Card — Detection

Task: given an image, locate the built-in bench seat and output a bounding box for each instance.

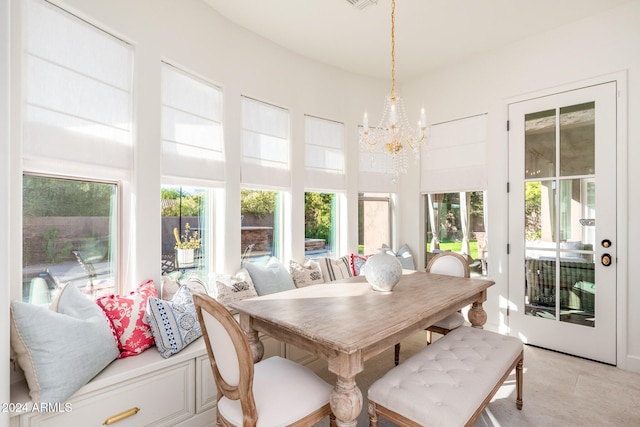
[368,326,523,427]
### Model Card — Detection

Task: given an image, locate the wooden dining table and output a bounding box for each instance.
[230,270,495,427]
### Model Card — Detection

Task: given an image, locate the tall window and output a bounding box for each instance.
[304,192,337,259]
[22,0,132,302]
[160,64,223,278]
[240,189,281,264]
[358,193,392,255]
[240,97,289,265]
[23,175,118,303]
[425,191,487,276]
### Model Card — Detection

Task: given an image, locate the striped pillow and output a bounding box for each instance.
[318,256,353,282]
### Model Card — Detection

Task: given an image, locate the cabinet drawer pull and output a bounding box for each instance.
[103,407,140,425]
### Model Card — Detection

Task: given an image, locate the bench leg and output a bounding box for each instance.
[368,402,379,427]
[516,354,524,410]
[394,343,400,366]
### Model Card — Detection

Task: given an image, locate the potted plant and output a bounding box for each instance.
[174,223,201,265]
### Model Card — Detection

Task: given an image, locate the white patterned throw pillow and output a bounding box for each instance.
[289,259,325,287]
[214,268,258,306]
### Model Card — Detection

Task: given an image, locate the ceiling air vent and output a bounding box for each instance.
[346,0,378,10]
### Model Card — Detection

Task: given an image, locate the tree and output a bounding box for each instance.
[161,188,203,216]
[240,189,277,218]
[525,182,542,240]
[304,193,333,242]
[23,176,113,217]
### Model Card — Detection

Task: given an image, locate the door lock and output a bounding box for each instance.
[601,253,612,266]
[601,239,612,248]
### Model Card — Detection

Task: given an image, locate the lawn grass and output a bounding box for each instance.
[358,241,480,260]
[428,241,479,259]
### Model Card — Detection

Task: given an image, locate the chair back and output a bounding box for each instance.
[426,252,470,278]
[194,294,258,422]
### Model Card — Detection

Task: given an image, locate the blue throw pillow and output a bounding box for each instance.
[244,257,296,295]
[146,285,202,358]
[10,285,120,404]
[382,243,416,270]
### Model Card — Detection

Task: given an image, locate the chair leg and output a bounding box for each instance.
[368,402,379,427]
[394,343,400,366]
[426,330,433,344]
[516,355,524,410]
[329,413,337,427]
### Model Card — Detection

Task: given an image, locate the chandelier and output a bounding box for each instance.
[360,0,428,177]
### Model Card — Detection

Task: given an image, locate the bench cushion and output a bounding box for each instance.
[368,327,522,426]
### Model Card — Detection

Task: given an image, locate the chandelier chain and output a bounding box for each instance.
[390,0,396,100]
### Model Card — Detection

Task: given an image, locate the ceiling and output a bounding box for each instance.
[203,0,632,81]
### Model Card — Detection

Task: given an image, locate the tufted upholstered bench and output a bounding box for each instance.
[368,326,523,427]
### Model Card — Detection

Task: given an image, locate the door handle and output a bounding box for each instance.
[601,253,612,266]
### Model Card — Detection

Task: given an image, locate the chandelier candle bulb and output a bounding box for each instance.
[420,108,427,129]
[363,112,369,131]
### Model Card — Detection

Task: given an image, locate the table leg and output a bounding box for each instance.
[238,314,264,363]
[468,300,487,328]
[245,329,264,363]
[329,376,362,427]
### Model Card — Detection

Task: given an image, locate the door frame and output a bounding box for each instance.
[504,71,628,368]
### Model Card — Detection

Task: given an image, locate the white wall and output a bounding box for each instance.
[399,0,640,371]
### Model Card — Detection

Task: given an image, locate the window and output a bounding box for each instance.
[240,189,281,264]
[160,64,223,278]
[161,186,210,276]
[22,175,118,303]
[304,192,337,259]
[425,191,487,276]
[358,193,392,255]
[21,0,132,303]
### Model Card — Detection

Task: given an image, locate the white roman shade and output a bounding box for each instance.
[161,63,224,182]
[358,132,399,193]
[304,115,345,190]
[24,0,133,173]
[241,96,290,188]
[421,114,487,193]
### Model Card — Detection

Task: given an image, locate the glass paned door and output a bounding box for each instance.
[509,82,616,364]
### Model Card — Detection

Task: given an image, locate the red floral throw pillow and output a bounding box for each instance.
[349,253,369,276]
[96,280,157,358]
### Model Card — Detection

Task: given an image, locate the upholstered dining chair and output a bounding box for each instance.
[193,294,336,427]
[394,252,470,365]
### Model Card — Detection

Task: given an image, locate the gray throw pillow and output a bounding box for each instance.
[244,257,296,296]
